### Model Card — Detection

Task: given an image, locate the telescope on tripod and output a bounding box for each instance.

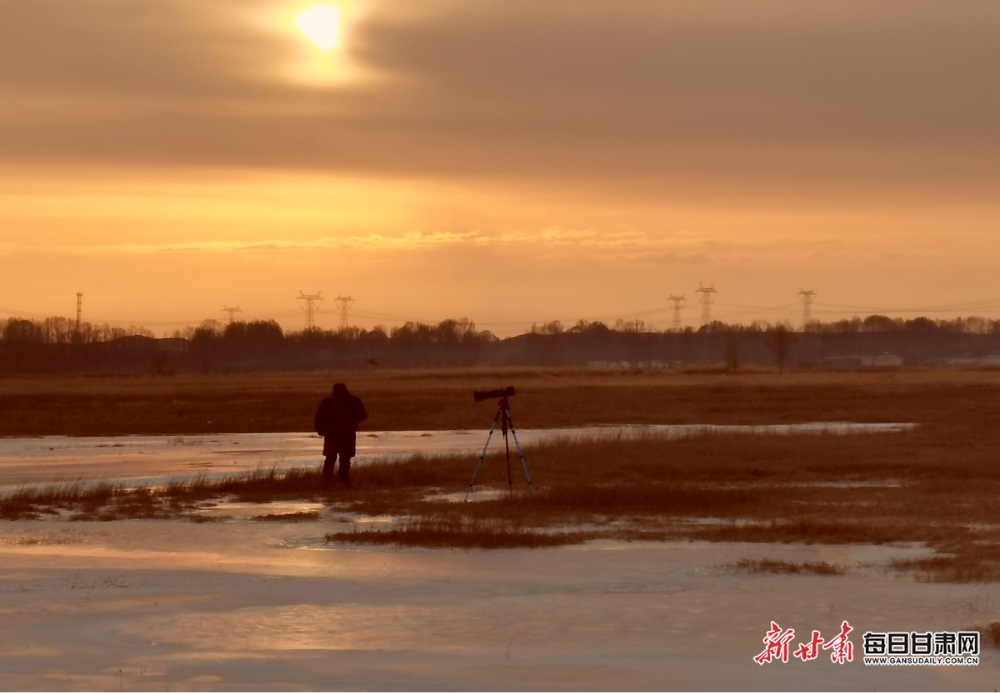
[465,386,535,500]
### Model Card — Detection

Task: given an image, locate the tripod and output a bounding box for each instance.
[465,396,535,500]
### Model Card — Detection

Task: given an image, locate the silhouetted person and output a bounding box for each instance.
[314,383,368,488]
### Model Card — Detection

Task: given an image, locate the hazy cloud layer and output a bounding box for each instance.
[2,0,998,197]
[4,1,1000,331]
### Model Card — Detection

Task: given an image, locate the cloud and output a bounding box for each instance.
[5,226,677,256]
[0,0,997,199]
[3,239,330,256]
[0,1,279,98]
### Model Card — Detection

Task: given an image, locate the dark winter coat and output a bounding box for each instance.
[314,385,368,457]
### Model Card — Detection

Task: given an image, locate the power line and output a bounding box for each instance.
[817,300,1000,314]
[713,301,799,313]
[7,292,1000,337]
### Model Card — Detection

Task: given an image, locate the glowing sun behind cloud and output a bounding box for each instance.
[294,3,341,51]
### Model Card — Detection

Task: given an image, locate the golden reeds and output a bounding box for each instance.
[5,367,1000,582]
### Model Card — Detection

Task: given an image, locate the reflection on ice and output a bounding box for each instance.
[0,422,917,491]
[354,515,397,526]
[1,517,994,691]
[192,501,327,520]
[432,488,509,503]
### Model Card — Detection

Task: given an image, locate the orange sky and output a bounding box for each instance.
[2,0,999,336]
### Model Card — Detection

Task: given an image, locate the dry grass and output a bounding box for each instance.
[0,482,176,522]
[2,425,999,582]
[327,516,592,549]
[5,367,1000,582]
[730,558,843,576]
[252,511,321,522]
[5,366,1000,436]
[326,422,1000,582]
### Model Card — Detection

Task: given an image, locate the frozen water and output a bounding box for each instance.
[0,422,917,491]
[0,519,996,691]
[2,420,998,691]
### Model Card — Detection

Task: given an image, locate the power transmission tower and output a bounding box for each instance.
[334,294,354,331]
[668,294,686,331]
[75,292,83,333]
[799,289,816,328]
[297,291,323,331]
[221,305,242,325]
[695,283,717,327]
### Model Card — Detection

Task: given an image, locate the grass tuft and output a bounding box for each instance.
[327,516,590,549]
[731,558,843,576]
[251,511,321,522]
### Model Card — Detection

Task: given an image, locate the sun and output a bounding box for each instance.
[294,3,341,51]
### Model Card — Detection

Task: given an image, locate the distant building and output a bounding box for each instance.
[861,353,903,368]
[821,354,903,369]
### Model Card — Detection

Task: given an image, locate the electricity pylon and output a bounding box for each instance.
[221,305,242,325]
[668,295,686,331]
[297,291,323,331]
[334,295,354,331]
[696,283,717,327]
[799,289,816,328]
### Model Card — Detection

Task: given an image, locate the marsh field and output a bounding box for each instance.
[4,366,1000,584]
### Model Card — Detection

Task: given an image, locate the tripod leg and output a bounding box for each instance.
[505,409,535,491]
[466,411,501,500]
[503,428,513,495]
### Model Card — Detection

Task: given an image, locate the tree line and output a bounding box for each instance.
[3,313,1000,375]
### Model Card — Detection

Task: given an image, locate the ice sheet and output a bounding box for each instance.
[0,519,995,691]
[2,420,995,691]
[0,423,917,491]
